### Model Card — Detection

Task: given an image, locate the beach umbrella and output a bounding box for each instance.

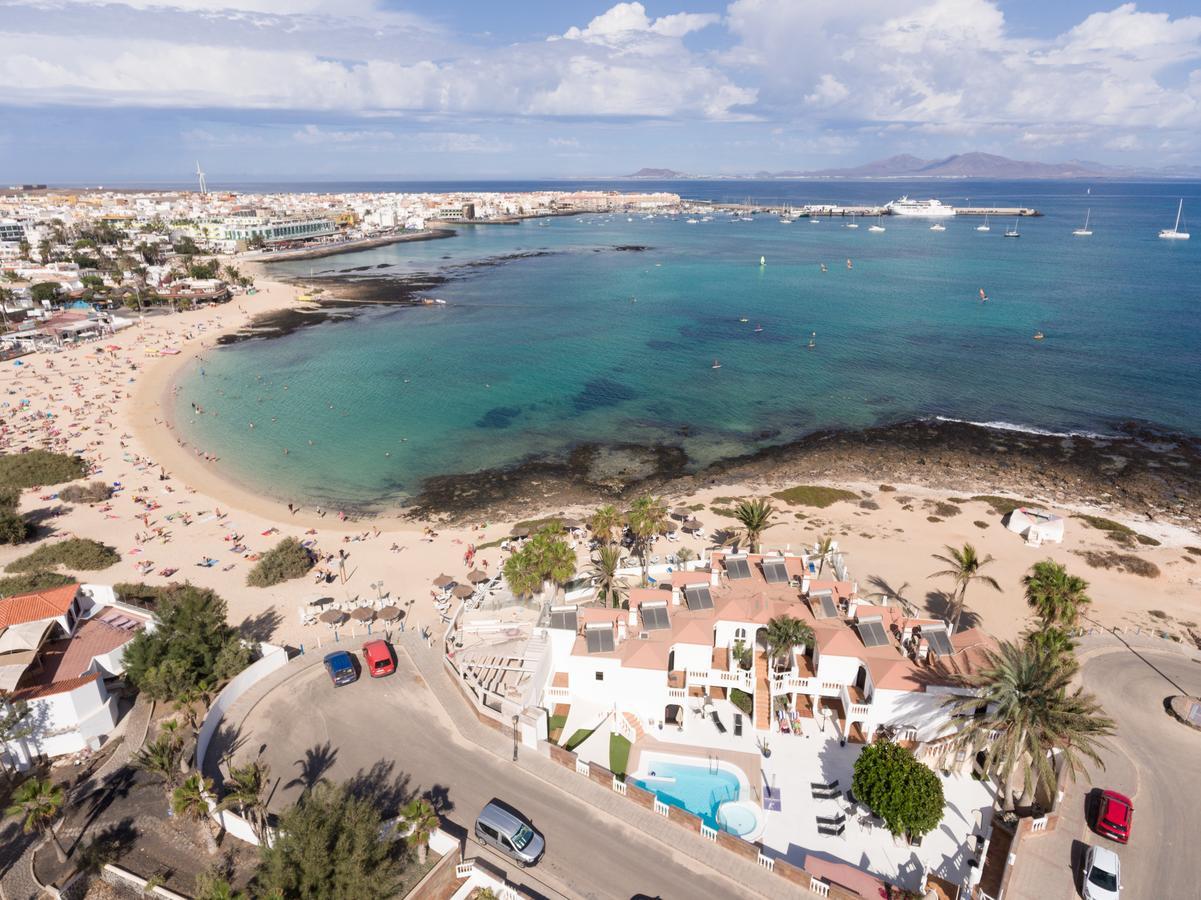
[351,607,376,623]
[684,518,703,531]
[451,584,475,599]
[466,569,489,583]
[378,605,401,622]
[663,520,678,533]
[671,507,691,519]
[319,609,347,626]
[432,574,455,588]
[509,525,531,538]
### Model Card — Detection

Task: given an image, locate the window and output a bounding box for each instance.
[595,671,604,681]
[478,823,498,840]
[734,627,747,641]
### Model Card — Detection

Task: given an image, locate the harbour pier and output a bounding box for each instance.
[954,206,1041,217]
[689,200,1041,217]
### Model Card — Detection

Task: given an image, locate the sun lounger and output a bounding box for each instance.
[734,714,743,737]
[711,711,727,734]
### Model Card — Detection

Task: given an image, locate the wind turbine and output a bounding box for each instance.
[195,161,207,196]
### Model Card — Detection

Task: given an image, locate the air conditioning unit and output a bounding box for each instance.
[638,631,649,640]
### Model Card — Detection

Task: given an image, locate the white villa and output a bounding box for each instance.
[0,584,154,769]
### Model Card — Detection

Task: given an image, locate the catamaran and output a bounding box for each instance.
[1073,209,1093,237]
[1159,199,1190,240]
[976,215,990,233]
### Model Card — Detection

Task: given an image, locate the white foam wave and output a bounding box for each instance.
[931,416,1113,440]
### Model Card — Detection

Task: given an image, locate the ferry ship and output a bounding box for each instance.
[885,196,956,217]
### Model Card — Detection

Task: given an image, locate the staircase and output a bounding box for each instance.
[620,711,645,742]
[754,653,771,731]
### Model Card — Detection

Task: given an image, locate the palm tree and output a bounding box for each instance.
[627,495,668,586]
[172,774,219,854]
[588,504,623,545]
[6,777,67,863]
[216,761,272,846]
[930,543,1001,633]
[1024,624,1077,662]
[814,534,836,578]
[731,499,777,553]
[133,732,186,798]
[675,546,695,567]
[401,797,440,864]
[1023,560,1091,628]
[763,615,815,671]
[504,528,576,601]
[590,544,627,608]
[943,641,1114,810]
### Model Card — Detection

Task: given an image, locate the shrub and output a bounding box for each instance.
[852,739,945,839]
[971,495,1037,515]
[770,485,858,508]
[113,582,169,610]
[730,689,753,716]
[0,451,87,490]
[246,537,314,587]
[0,510,32,545]
[57,481,114,504]
[1071,550,1160,579]
[563,728,595,752]
[4,538,120,573]
[0,571,76,598]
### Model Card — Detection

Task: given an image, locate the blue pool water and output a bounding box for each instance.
[631,760,740,830]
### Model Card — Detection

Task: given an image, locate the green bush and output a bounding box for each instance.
[58,481,114,504]
[730,689,753,716]
[113,582,170,610]
[0,486,20,510]
[246,537,314,587]
[0,451,87,490]
[563,728,595,752]
[0,571,76,598]
[852,739,945,839]
[0,510,32,545]
[4,538,120,573]
[771,485,858,508]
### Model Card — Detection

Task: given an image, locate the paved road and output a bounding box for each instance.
[1009,644,1201,899]
[219,656,745,900]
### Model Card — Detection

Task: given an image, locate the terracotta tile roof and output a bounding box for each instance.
[14,614,142,692]
[0,584,79,628]
[9,671,100,701]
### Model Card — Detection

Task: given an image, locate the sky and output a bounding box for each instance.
[1,0,1200,182]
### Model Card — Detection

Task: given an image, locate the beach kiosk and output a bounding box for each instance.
[1005,507,1065,547]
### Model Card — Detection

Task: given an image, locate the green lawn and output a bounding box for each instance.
[609,734,631,778]
[548,714,568,744]
[563,728,595,752]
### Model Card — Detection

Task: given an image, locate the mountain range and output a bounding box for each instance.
[625,153,1201,180]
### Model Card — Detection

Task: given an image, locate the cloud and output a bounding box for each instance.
[293,124,393,143]
[548,137,580,148]
[559,3,719,44]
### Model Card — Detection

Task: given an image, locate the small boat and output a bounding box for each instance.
[809,216,821,223]
[846,258,853,269]
[807,331,816,349]
[754,324,764,333]
[845,214,859,229]
[976,215,990,232]
[1073,209,1093,236]
[686,218,699,224]
[819,263,828,273]
[979,288,988,302]
[868,217,886,232]
[779,217,792,224]
[739,317,749,323]
[1159,199,1190,240]
[930,223,946,232]
[759,255,766,266]
[711,359,722,369]
[1033,331,1045,340]
[1004,217,1021,238]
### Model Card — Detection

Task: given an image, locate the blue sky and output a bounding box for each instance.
[2,1,1200,182]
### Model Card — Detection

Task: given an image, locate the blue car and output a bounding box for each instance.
[323,650,357,686]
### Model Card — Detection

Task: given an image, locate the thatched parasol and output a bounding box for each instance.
[432,574,455,588]
[318,609,347,626]
[378,605,401,621]
[351,607,376,622]
[466,569,489,583]
[451,584,476,599]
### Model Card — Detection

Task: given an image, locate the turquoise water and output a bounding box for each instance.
[631,760,741,829]
[172,180,1201,508]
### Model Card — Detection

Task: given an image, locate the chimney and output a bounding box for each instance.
[710,568,720,587]
[628,607,638,627]
[617,620,628,643]
[671,588,681,606]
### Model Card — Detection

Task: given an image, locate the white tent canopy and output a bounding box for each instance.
[1005,507,1064,546]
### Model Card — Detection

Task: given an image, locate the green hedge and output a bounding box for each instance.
[4,538,121,573]
[730,688,754,716]
[58,481,114,504]
[0,571,77,598]
[246,537,314,587]
[0,451,87,490]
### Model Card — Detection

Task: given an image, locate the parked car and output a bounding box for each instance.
[474,801,545,867]
[1093,789,1133,844]
[361,639,396,678]
[1082,844,1122,900]
[322,650,357,686]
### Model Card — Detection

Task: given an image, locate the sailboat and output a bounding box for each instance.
[1073,209,1093,237]
[976,215,990,233]
[1159,199,1190,240]
[930,223,946,232]
[868,217,886,233]
[979,288,988,303]
[754,324,764,333]
[711,359,722,369]
[845,214,859,229]
[760,255,766,266]
[1003,216,1021,238]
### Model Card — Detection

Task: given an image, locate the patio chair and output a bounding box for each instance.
[734,713,743,737]
[711,710,727,734]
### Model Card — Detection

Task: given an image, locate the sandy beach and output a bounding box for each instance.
[2,275,1198,656]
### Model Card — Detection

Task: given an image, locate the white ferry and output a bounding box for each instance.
[885,196,957,217]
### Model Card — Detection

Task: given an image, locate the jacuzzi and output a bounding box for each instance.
[717,799,767,841]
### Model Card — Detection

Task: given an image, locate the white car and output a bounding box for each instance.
[1083,844,1122,900]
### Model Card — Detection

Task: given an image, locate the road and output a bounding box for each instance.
[1008,643,1201,899]
[219,656,746,900]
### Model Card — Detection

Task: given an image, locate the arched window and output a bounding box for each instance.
[734,627,747,642]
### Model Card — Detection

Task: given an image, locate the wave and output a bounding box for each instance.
[930,416,1114,440]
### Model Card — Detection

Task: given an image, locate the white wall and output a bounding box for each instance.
[20,677,117,760]
[815,653,861,684]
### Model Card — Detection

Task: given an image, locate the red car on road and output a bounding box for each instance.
[1093,789,1133,844]
[361,639,396,678]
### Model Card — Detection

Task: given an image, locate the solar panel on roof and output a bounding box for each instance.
[811,591,838,618]
[762,559,789,584]
[585,626,615,653]
[924,627,954,657]
[641,603,670,630]
[820,595,838,618]
[726,558,752,580]
[548,608,578,631]
[685,585,714,610]
[856,618,889,648]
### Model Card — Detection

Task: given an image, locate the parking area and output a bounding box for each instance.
[210,646,745,900]
[1007,642,1201,899]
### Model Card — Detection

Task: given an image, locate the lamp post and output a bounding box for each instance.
[512,715,520,762]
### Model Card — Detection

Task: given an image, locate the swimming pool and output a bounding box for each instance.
[630,754,763,837]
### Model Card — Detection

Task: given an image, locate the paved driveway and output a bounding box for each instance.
[1008,643,1201,899]
[217,652,747,900]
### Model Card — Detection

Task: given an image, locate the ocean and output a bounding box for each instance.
[170,179,1201,510]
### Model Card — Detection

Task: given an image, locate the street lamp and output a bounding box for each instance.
[512,715,520,762]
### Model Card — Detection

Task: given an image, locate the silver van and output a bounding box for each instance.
[474,801,545,866]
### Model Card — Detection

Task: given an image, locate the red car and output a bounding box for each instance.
[1093,789,1133,844]
[361,639,396,678]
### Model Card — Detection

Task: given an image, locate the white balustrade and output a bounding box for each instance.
[809,878,830,897]
[575,759,591,777]
[653,798,671,817]
[455,862,475,878]
[700,824,718,841]
[757,853,775,870]
[612,777,627,795]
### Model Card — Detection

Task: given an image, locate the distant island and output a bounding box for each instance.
[625,152,1201,181]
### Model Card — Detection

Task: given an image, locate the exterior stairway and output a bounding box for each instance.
[754,652,771,731]
[621,711,645,742]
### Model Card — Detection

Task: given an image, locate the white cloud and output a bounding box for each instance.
[293,124,393,143]
[804,74,848,108]
[560,3,719,44]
